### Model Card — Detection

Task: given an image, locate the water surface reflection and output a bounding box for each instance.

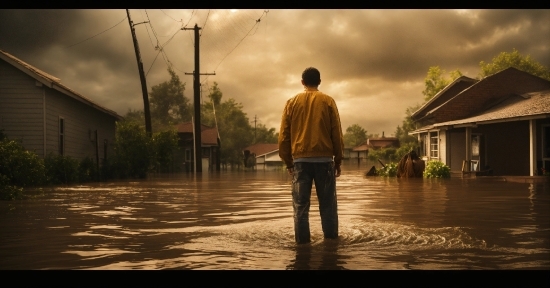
[0,165,548,270]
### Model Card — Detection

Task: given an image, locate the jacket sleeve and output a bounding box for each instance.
[330,99,344,166]
[278,100,294,168]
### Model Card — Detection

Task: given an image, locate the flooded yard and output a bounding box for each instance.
[0,164,549,270]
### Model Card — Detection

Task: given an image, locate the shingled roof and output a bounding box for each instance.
[434,89,550,127]
[0,49,122,120]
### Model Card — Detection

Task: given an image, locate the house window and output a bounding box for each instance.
[59,117,65,155]
[185,149,191,161]
[430,131,438,159]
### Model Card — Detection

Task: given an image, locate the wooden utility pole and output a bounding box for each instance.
[183,24,215,173]
[126,9,152,136]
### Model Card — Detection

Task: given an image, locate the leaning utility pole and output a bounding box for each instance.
[183,24,215,173]
[126,9,152,136]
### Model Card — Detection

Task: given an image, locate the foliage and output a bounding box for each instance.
[150,129,179,173]
[254,123,278,144]
[344,124,367,147]
[376,162,398,177]
[368,147,398,163]
[0,173,24,200]
[201,82,255,167]
[44,153,80,185]
[423,160,451,178]
[78,156,98,183]
[0,138,45,188]
[422,66,463,102]
[479,49,550,81]
[395,142,419,162]
[113,120,151,178]
[394,104,421,148]
[149,68,191,127]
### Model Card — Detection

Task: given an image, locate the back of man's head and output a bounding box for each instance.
[302,67,321,87]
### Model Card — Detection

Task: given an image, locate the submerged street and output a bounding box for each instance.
[0,165,549,270]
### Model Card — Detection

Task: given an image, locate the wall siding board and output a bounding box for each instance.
[1,55,119,162]
[0,59,45,157]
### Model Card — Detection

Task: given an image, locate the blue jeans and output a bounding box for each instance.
[292,162,338,244]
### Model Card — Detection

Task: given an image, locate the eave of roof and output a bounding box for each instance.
[0,50,123,120]
[412,76,478,119]
[409,89,550,133]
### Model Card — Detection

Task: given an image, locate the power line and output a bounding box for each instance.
[160,9,182,23]
[200,10,211,37]
[202,10,269,84]
[66,16,127,48]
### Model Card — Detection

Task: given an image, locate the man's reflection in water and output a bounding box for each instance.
[286,238,348,270]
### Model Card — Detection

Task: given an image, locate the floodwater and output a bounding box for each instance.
[0,164,549,270]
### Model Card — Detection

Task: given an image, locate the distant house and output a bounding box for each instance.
[175,122,220,172]
[409,67,550,176]
[0,49,122,163]
[367,132,400,150]
[347,132,400,164]
[243,143,282,170]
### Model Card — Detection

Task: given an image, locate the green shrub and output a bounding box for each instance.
[78,156,98,183]
[377,162,398,177]
[113,121,150,178]
[150,129,179,173]
[423,160,451,178]
[0,173,24,200]
[395,142,419,162]
[44,153,80,185]
[0,139,45,187]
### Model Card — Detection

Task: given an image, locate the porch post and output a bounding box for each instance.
[465,127,472,172]
[529,119,537,176]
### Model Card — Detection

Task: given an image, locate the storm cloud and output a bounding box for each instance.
[1,9,548,136]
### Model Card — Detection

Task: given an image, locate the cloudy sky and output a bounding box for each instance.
[1,9,549,136]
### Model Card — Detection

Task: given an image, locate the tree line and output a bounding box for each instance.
[123,69,278,169]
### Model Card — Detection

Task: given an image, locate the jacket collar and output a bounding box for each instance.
[304,86,319,92]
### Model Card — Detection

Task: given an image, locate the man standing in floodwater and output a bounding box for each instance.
[278,67,345,244]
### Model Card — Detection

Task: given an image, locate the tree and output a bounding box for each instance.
[254,123,278,144]
[343,124,367,147]
[201,83,255,168]
[394,104,421,146]
[422,66,463,102]
[112,121,150,178]
[479,48,550,81]
[150,129,179,173]
[149,68,191,128]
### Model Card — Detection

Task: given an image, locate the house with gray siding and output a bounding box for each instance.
[410,67,550,176]
[0,50,122,163]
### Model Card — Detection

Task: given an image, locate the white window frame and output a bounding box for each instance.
[430,131,439,159]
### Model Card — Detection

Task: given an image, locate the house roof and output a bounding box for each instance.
[433,89,550,127]
[410,90,550,134]
[243,143,279,157]
[412,75,478,120]
[352,143,369,152]
[175,122,219,146]
[351,136,400,152]
[0,49,122,120]
[421,67,550,124]
[409,68,550,135]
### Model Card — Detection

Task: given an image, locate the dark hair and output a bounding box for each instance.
[302,67,321,87]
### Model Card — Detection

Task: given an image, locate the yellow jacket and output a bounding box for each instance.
[278,87,344,168]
